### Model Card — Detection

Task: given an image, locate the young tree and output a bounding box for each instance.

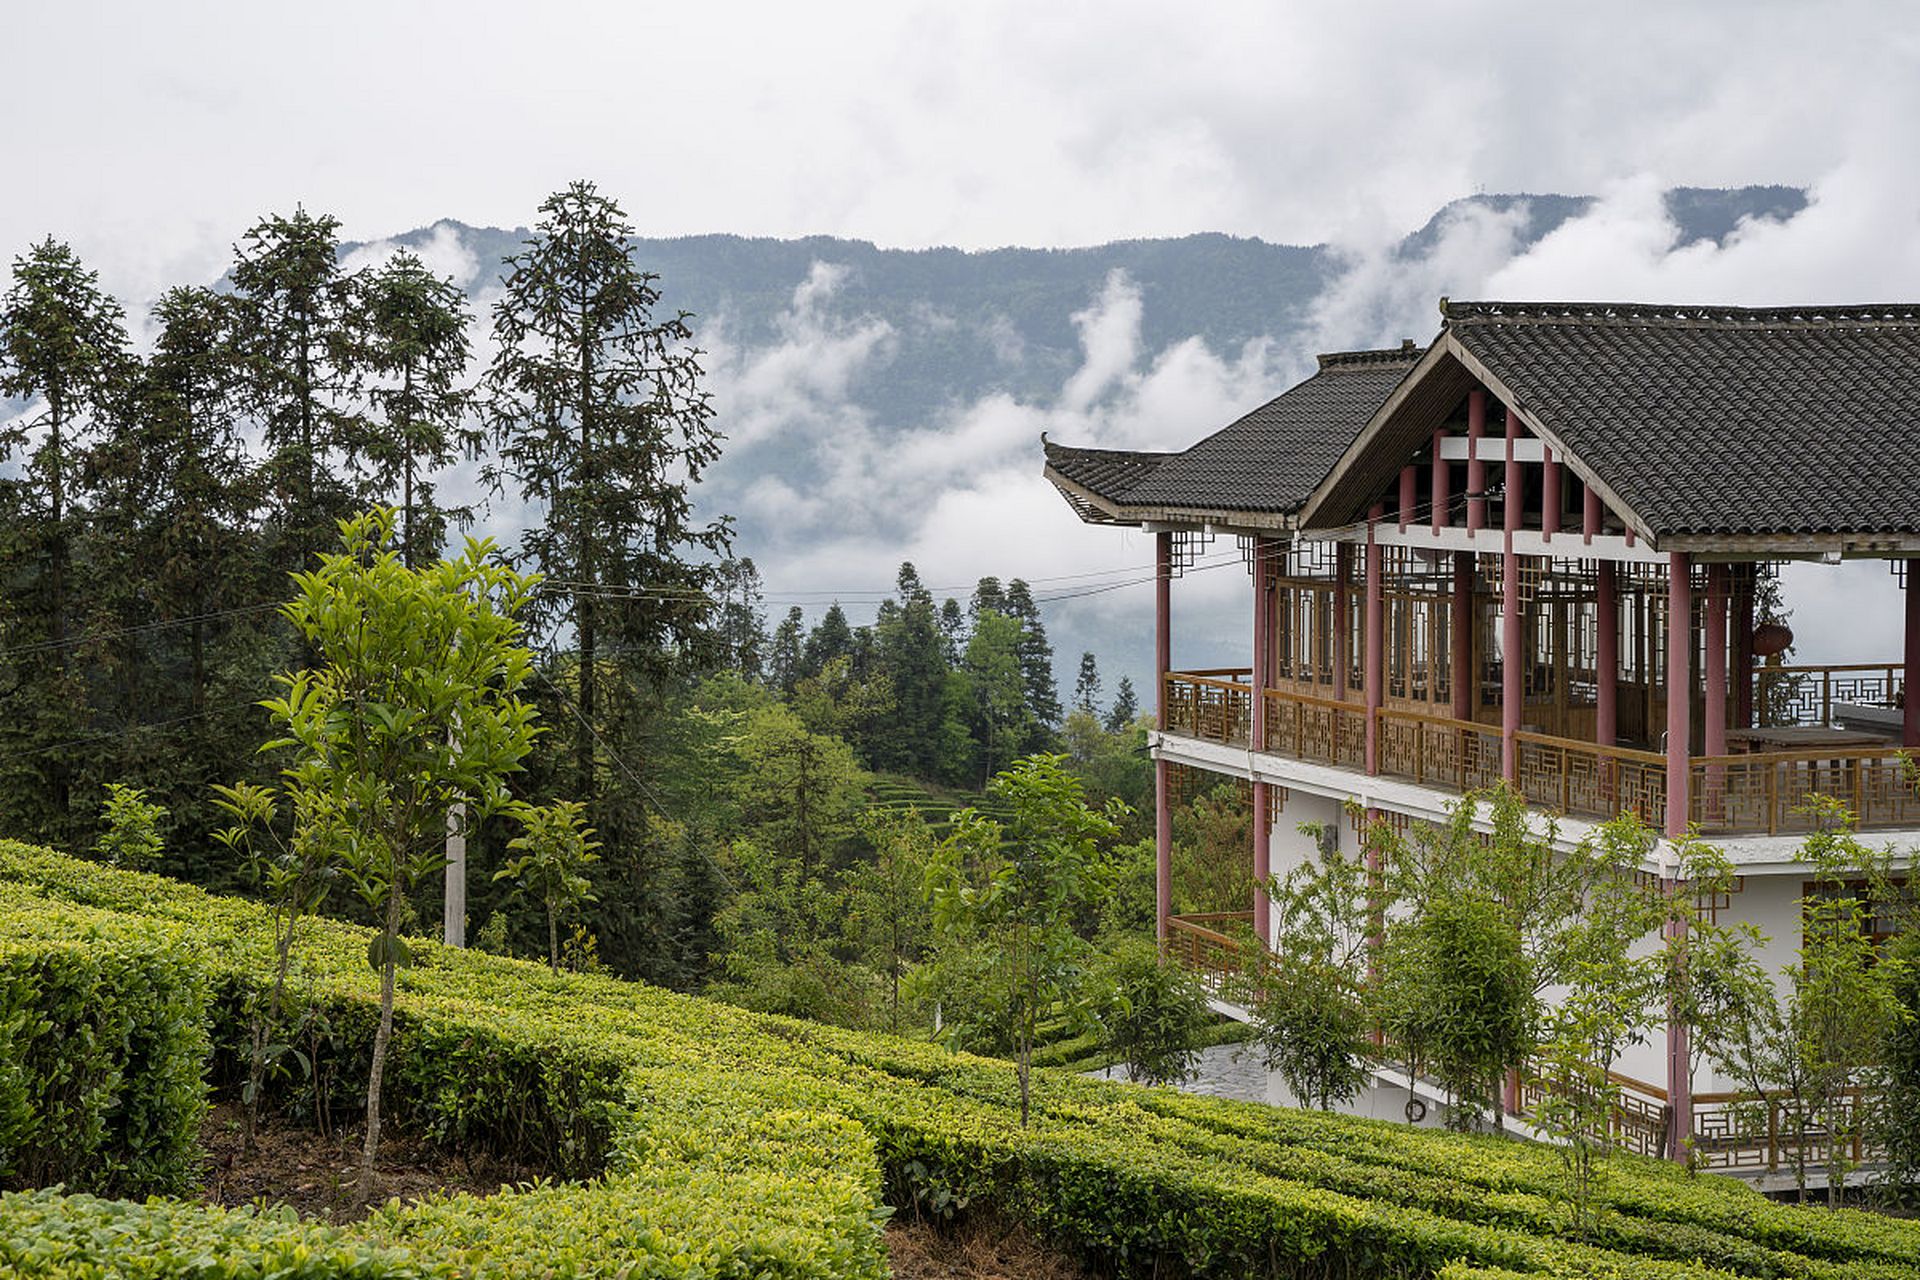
[494,799,601,973]
[848,807,935,1033]
[1253,821,1377,1110]
[0,238,131,843]
[485,180,728,810]
[926,754,1124,1124]
[358,251,474,568]
[211,780,344,1148]
[1089,935,1213,1086]
[229,209,368,567]
[263,507,539,1200]
[94,783,166,868]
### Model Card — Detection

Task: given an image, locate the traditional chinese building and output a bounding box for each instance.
[1044,301,1920,1174]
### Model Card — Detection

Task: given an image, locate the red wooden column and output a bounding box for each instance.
[1541,446,1561,540]
[1431,429,1450,534]
[1333,545,1352,700]
[1501,407,1523,782]
[1905,566,1920,747]
[1734,566,1756,730]
[1664,553,1693,835]
[1663,551,1694,1162]
[1154,531,1173,943]
[1451,552,1474,722]
[1466,390,1488,533]
[1398,465,1418,532]
[1365,507,1385,774]
[1251,537,1273,945]
[1704,565,1728,759]
[1596,563,1619,747]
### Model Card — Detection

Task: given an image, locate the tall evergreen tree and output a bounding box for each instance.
[1105,675,1139,732]
[1073,651,1101,716]
[0,238,131,843]
[969,576,1006,624]
[485,180,730,809]
[938,597,966,665]
[873,562,949,776]
[714,557,768,680]
[768,606,805,693]
[358,251,474,567]
[803,603,855,681]
[1003,578,1061,731]
[229,208,368,569]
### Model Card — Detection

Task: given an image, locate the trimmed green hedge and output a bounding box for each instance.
[1,901,208,1198]
[1,841,1917,1279]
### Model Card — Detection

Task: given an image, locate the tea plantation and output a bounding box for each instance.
[3,839,1917,1279]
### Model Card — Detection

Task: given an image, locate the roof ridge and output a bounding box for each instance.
[1316,340,1424,370]
[1441,299,1920,329]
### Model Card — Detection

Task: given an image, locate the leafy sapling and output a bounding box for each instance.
[94,782,166,868]
[494,799,601,973]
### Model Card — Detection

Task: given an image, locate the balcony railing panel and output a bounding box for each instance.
[1262,687,1367,771]
[1689,750,1920,835]
[1162,671,1254,747]
[1164,911,1254,995]
[1756,662,1905,728]
[1375,707,1503,793]
[1514,732,1668,826]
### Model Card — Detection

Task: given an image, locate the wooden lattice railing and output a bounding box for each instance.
[1374,707,1503,793]
[1689,749,1920,835]
[1164,911,1255,995]
[1262,687,1368,770]
[1756,662,1906,728]
[1161,671,1254,746]
[1514,732,1668,826]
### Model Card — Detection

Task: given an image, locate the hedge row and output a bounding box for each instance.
[2,841,1917,1280]
[1,902,208,1198]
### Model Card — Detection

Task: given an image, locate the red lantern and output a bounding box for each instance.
[1751,622,1794,658]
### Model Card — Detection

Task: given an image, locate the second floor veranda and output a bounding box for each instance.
[1157,541,1920,838]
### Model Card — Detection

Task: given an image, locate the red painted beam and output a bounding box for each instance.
[1451,552,1474,722]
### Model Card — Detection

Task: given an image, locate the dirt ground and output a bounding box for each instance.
[197,1103,542,1224]
[198,1104,1098,1275]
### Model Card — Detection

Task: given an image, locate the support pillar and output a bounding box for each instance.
[1735,567,1755,730]
[1596,562,1619,748]
[1365,507,1384,775]
[1155,531,1173,943]
[1398,465,1417,532]
[1664,550,1695,1163]
[1252,538,1273,944]
[1501,407,1522,782]
[1906,567,1920,748]
[1451,552,1474,722]
[1432,429,1450,534]
[1333,545,1352,699]
[1541,446,1561,540]
[1704,565,1728,759]
[1466,389,1488,533]
[1664,553,1692,837]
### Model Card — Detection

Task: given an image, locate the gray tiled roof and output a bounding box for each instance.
[1446,301,1920,537]
[1044,344,1420,517]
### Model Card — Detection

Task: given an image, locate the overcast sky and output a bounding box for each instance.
[7,0,1920,684]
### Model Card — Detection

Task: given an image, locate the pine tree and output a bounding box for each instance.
[938,598,966,665]
[768,606,805,693]
[229,208,368,570]
[0,238,131,843]
[485,180,730,808]
[874,562,949,776]
[1003,579,1061,732]
[803,603,855,682]
[1106,675,1140,732]
[715,557,768,679]
[969,576,1006,624]
[358,251,474,567]
[1073,651,1102,716]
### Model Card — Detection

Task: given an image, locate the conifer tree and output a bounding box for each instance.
[714,557,768,680]
[229,208,368,569]
[803,603,855,682]
[485,180,729,807]
[1073,651,1102,716]
[358,251,474,567]
[0,238,131,843]
[1105,675,1139,732]
[1004,578,1061,733]
[768,606,805,693]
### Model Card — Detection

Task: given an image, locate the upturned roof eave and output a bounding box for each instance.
[1042,466,1298,532]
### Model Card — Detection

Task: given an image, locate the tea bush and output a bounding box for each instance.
[2,841,1917,1279]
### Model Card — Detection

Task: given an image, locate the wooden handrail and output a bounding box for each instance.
[1689,747,1913,767]
[1261,685,1366,714]
[1178,667,1254,680]
[1514,729,1667,768]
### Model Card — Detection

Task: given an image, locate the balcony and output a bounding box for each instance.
[1161,668,1919,836]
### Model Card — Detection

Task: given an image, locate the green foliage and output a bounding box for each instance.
[6,843,1920,1280]
[493,800,600,973]
[1171,781,1255,916]
[0,905,207,1197]
[264,507,540,1195]
[93,783,166,868]
[1085,936,1213,1085]
[1881,927,1920,1199]
[926,754,1124,1124]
